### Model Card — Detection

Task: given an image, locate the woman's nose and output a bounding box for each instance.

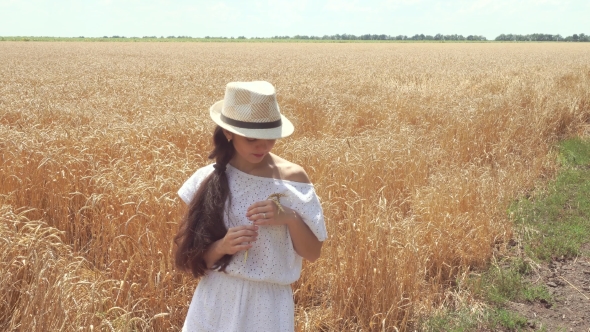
[256,140,274,150]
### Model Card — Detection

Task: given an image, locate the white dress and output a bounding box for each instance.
[178,163,327,332]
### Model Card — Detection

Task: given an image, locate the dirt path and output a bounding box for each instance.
[506,128,590,332]
[508,244,590,331]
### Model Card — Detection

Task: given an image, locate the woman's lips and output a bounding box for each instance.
[253,153,264,158]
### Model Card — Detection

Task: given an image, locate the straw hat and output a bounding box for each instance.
[210,81,294,139]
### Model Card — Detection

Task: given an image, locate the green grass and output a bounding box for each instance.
[513,137,590,261]
[422,309,481,332]
[488,308,529,331]
[423,307,530,332]
[422,137,590,331]
[472,259,552,306]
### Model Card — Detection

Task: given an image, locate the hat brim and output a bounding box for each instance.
[210,100,294,140]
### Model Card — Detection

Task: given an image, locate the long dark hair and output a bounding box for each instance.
[174,126,235,278]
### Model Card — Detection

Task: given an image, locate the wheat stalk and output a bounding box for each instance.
[1,42,588,331]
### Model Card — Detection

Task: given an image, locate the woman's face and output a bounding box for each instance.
[225,130,276,165]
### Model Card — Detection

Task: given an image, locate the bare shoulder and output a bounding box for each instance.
[270,154,311,184]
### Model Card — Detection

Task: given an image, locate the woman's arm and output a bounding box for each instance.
[246,204,322,262]
[246,163,324,262]
[282,207,323,262]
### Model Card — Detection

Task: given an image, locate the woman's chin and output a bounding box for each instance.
[251,154,266,162]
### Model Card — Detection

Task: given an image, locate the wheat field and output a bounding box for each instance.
[1,42,589,331]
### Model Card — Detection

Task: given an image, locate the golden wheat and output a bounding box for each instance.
[1,42,589,331]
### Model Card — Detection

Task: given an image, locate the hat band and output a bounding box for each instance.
[220,114,282,129]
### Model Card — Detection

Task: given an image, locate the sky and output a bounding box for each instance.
[0,0,588,40]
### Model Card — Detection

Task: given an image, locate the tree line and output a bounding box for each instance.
[270,33,587,41]
[230,34,488,41]
[495,33,589,42]
[87,33,590,42]
[104,34,487,41]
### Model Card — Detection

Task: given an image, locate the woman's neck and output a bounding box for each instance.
[229,154,273,175]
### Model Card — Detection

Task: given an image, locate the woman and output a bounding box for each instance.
[175,81,327,331]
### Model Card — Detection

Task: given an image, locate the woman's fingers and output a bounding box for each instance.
[228,225,258,233]
[230,233,257,245]
[233,244,252,252]
[222,226,258,254]
[247,211,274,222]
[229,228,258,237]
[228,227,257,240]
[246,200,265,213]
[246,206,276,223]
[246,200,275,217]
[225,242,253,255]
[246,200,290,226]
[252,218,269,226]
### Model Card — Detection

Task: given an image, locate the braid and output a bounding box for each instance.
[174,126,235,277]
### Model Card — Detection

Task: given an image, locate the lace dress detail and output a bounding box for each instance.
[178,164,327,332]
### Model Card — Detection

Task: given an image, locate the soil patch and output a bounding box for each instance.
[507,243,590,331]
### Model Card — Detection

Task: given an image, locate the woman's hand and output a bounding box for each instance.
[246,200,297,226]
[217,225,259,255]
[246,200,322,262]
[203,225,258,269]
